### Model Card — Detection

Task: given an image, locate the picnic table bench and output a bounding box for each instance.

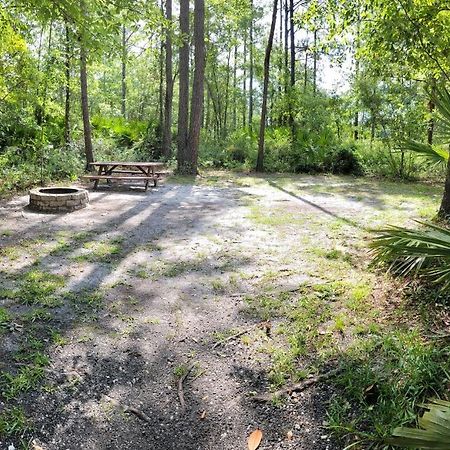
[81,162,167,191]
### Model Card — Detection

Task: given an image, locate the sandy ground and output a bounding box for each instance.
[1,174,436,450]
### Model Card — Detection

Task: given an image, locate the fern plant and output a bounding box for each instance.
[387,399,450,449]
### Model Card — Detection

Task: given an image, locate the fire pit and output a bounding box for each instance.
[29,187,89,213]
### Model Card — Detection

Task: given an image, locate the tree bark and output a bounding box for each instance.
[186,0,205,174]
[121,24,127,119]
[162,0,173,159]
[256,0,278,172]
[288,0,295,137]
[439,150,450,218]
[248,0,254,131]
[79,1,94,166]
[313,29,317,95]
[177,0,190,171]
[353,16,360,140]
[64,21,71,148]
[232,44,237,130]
[242,34,247,128]
[428,78,436,145]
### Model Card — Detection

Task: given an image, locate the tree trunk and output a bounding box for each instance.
[288,0,295,137]
[439,149,450,218]
[223,47,232,136]
[284,0,288,93]
[313,29,317,95]
[256,0,278,172]
[232,44,237,130]
[242,34,247,128]
[121,24,127,119]
[64,21,71,148]
[428,79,436,145]
[186,0,205,174]
[177,0,190,171]
[79,1,94,166]
[353,16,360,140]
[249,0,254,131]
[162,0,173,159]
[304,47,308,91]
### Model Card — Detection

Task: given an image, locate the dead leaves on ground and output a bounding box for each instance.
[248,429,263,450]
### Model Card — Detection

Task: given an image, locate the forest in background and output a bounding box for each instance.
[0,0,449,193]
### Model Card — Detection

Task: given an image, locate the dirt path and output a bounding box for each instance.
[0,174,441,449]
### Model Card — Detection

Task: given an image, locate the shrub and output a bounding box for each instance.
[324,144,364,175]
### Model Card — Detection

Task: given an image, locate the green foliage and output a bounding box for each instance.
[330,330,450,442]
[0,307,11,331]
[0,365,45,400]
[370,222,450,290]
[2,270,66,306]
[388,399,450,449]
[0,406,29,437]
[92,116,147,147]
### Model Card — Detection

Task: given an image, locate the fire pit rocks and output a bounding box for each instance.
[29,187,89,213]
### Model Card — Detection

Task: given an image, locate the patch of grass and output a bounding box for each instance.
[244,292,289,321]
[51,330,68,346]
[50,238,72,255]
[0,307,11,331]
[65,289,104,313]
[0,365,45,400]
[0,245,20,260]
[345,283,372,312]
[0,406,29,437]
[21,308,52,323]
[211,278,225,292]
[4,270,66,307]
[148,259,204,279]
[328,329,450,443]
[247,205,305,227]
[75,239,123,262]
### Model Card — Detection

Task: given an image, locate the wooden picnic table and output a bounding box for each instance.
[82,161,166,191]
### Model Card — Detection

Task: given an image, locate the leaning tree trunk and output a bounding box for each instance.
[186,0,205,175]
[256,0,278,172]
[177,0,190,172]
[162,0,173,159]
[79,2,94,167]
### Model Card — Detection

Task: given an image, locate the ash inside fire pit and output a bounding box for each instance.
[29,187,89,213]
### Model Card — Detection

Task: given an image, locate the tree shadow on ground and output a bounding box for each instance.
[0,182,261,449]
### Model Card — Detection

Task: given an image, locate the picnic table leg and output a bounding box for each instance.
[144,167,151,191]
[93,165,104,190]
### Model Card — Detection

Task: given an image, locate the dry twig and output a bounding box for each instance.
[252,367,342,402]
[212,321,271,349]
[178,362,196,408]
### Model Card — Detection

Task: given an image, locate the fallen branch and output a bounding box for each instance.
[124,406,153,424]
[212,321,271,349]
[252,367,342,403]
[104,395,152,424]
[178,362,196,408]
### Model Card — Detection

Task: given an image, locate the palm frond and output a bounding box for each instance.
[387,399,450,449]
[434,87,450,142]
[370,222,450,289]
[400,140,448,167]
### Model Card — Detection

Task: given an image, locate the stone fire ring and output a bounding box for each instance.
[29,187,89,213]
